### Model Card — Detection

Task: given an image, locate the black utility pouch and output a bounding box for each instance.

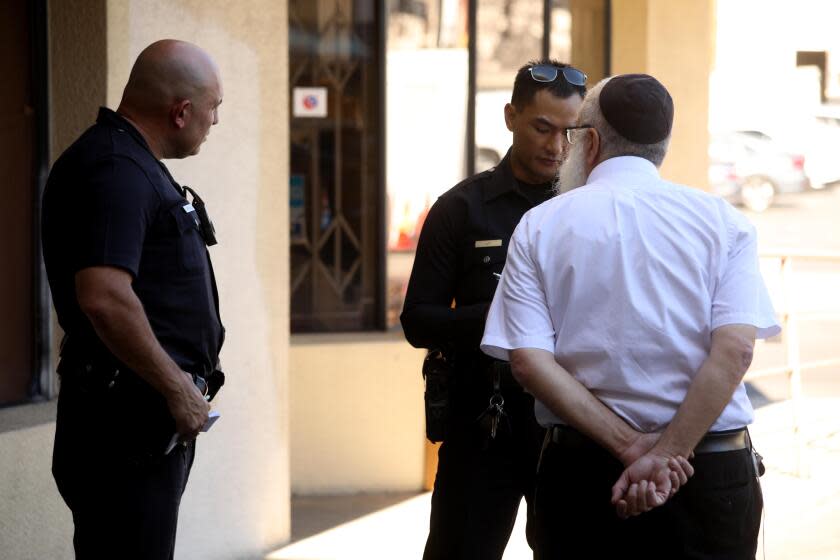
[205,368,225,401]
[183,185,217,246]
[423,349,453,443]
[746,429,766,477]
[752,449,766,477]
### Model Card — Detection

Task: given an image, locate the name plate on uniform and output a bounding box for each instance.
[475,239,502,248]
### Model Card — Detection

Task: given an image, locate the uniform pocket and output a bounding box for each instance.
[468,244,507,283]
[170,204,205,273]
[471,244,506,270]
[463,244,507,300]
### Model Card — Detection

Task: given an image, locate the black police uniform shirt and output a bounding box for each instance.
[42,108,224,377]
[400,151,554,368]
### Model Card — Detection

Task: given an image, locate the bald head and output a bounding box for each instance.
[118,40,223,159]
[121,39,218,112]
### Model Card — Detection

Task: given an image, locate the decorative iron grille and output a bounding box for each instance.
[289,0,384,332]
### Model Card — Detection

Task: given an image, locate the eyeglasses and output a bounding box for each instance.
[529,64,588,87]
[564,125,594,144]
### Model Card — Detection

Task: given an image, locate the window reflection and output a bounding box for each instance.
[475,0,544,173]
[289,0,383,332]
[550,0,572,63]
[386,0,469,327]
[385,0,579,328]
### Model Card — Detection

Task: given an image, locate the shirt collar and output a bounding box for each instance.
[96,107,185,196]
[483,150,517,202]
[96,107,156,158]
[484,149,554,202]
[586,156,660,185]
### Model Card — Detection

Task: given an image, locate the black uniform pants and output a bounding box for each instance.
[423,388,545,560]
[52,374,195,560]
[534,426,763,560]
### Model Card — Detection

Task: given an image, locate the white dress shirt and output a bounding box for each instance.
[481,156,781,432]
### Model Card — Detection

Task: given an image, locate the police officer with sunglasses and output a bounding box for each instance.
[401,60,587,559]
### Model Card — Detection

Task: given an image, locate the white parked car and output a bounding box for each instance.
[709,131,811,213]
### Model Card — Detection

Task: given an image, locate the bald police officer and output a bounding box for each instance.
[43,40,225,559]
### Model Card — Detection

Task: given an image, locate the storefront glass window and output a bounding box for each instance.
[385,0,469,327]
[550,0,572,63]
[474,0,544,173]
[289,0,385,332]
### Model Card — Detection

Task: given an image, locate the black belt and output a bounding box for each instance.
[548,425,749,454]
[693,428,748,454]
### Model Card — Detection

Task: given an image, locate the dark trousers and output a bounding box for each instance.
[52,374,195,560]
[423,388,545,560]
[534,427,763,560]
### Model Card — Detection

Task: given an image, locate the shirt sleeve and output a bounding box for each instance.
[73,156,160,277]
[480,216,556,360]
[711,211,781,339]
[400,195,490,351]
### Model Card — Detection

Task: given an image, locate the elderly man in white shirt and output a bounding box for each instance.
[481,74,780,559]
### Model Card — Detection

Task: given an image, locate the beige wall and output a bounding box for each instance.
[570,0,609,85]
[0,6,106,559]
[611,0,715,190]
[48,0,107,159]
[290,333,426,494]
[0,419,74,559]
[109,2,292,558]
[0,2,291,559]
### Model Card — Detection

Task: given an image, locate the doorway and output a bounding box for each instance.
[0,0,48,406]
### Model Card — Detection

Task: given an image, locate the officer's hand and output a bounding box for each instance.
[167,371,211,441]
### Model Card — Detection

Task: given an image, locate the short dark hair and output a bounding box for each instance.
[511,59,587,109]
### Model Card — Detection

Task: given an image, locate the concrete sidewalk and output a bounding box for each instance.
[266,396,840,560]
[751,397,840,560]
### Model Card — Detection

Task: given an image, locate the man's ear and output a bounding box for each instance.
[504,103,516,132]
[585,127,600,167]
[171,99,192,130]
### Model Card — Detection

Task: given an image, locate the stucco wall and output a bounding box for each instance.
[47,0,107,160]
[0,1,291,559]
[290,333,426,494]
[107,2,292,558]
[0,416,74,559]
[0,5,106,559]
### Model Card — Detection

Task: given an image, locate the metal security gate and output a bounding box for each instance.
[288,0,385,332]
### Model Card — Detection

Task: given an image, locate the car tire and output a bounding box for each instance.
[739,175,776,213]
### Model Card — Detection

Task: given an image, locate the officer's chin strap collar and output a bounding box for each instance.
[183,186,218,246]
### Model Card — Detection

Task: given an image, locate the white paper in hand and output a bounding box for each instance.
[201,410,221,432]
[165,411,221,455]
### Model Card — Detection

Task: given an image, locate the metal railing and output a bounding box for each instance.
[746,250,840,476]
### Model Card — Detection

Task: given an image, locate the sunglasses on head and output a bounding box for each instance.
[528,64,587,87]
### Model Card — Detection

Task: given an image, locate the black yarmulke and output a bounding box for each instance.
[599,74,673,144]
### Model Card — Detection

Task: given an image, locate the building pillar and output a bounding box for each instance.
[610,0,716,190]
[570,0,609,85]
